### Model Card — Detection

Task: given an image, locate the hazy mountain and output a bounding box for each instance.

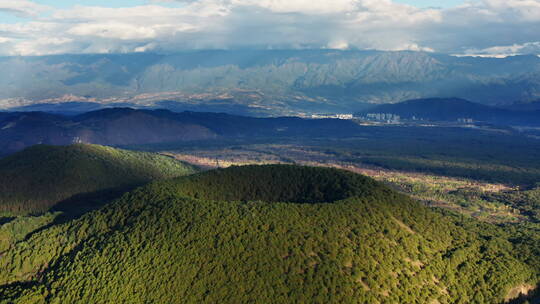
[0,108,363,156]
[503,99,540,111]
[5,102,108,116]
[1,50,540,114]
[357,98,540,125]
[1,165,536,303]
[0,109,217,155]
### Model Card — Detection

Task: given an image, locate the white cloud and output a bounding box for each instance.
[386,43,435,52]
[0,0,537,56]
[13,37,74,56]
[67,22,197,41]
[236,0,356,14]
[0,0,49,18]
[134,42,158,52]
[463,41,540,57]
[327,40,350,50]
[481,0,540,22]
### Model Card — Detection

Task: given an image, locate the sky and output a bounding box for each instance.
[0,0,538,57]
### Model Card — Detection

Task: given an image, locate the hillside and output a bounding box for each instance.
[0,165,537,303]
[358,98,540,125]
[1,51,540,114]
[0,144,197,215]
[0,109,218,156]
[504,99,540,111]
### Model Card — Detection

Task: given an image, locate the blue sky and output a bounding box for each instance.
[21,0,185,9]
[40,0,149,7]
[31,0,468,8]
[394,0,466,8]
[0,0,185,23]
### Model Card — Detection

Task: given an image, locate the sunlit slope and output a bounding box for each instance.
[0,144,197,215]
[0,165,536,303]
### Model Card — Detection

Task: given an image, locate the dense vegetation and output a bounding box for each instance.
[0,213,59,253]
[171,165,381,203]
[490,186,540,223]
[0,144,197,216]
[0,165,537,303]
[319,128,540,186]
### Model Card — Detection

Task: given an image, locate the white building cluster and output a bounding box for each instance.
[311,114,354,120]
[457,118,474,123]
[364,113,401,123]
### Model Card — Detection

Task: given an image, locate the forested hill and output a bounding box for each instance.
[357,98,540,125]
[0,144,197,216]
[1,165,538,303]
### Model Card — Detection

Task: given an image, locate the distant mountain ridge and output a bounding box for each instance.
[1,50,540,114]
[0,109,217,155]
[2,101,539,156]
[504,99,540,111]
[0,108,363,156]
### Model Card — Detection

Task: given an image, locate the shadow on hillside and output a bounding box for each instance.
[0,281,37,301]
[22,186,139,242]
[51,186,138,219]
[505,283,540,304]
[0,217,15,225]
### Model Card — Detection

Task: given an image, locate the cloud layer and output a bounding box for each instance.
[0,0,49,18]
[0,0,538,56]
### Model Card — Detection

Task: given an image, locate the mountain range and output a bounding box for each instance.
[3,96,540,158]
[1,50,540,115]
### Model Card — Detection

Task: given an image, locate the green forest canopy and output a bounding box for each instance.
[0,144,197,216]
[1,165,537,303]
